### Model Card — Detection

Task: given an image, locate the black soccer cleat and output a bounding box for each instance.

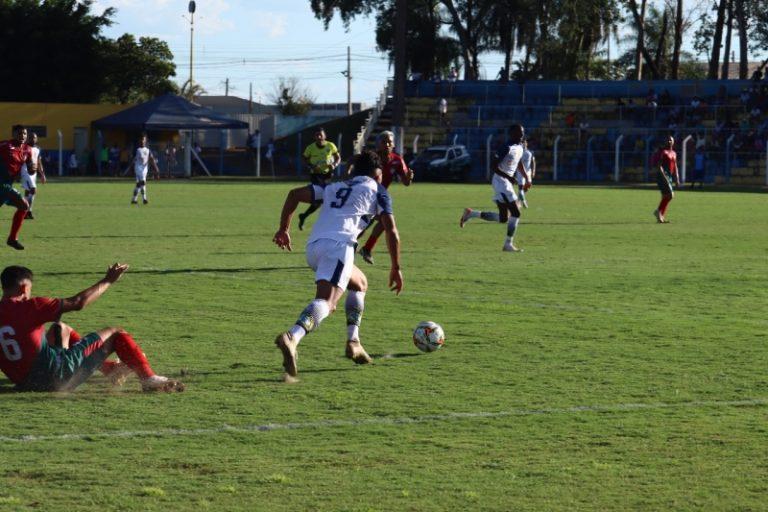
[24,211,34,220]
[7,239,24,250]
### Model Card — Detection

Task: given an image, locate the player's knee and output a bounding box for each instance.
[499,210,509,223]
[27,188,35,196]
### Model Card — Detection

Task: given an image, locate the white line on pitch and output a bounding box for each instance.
[1,398,765,444]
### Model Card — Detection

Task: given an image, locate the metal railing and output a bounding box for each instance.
[354,80,393,154]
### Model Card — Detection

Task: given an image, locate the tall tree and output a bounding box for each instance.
[440,0,494,79]
[734,0,748,79]
[720,0,734,79]
[671,0,684,79]
[708,0,728,79]
[101,35,177,103]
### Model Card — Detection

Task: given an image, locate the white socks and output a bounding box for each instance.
[345,291,365,341]
[291,299,331,344]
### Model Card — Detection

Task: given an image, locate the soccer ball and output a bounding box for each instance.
[413,321,445,352]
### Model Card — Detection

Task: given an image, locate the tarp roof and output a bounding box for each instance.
[92,94,250,130]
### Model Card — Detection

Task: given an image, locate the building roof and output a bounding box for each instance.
[93,94,250,130]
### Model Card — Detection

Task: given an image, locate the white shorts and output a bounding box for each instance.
[135,168,148,182]
[306,238,355,291]
[492,174,518,204]
[21,171,36,191]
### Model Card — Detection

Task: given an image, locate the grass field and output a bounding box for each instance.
[0,180,766,511]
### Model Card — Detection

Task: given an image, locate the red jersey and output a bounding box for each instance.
[381,152,409,189]
[0,139,31,182]
[652,148,678,176]
[0,297,61,384]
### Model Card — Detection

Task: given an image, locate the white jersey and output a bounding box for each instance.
[20,147,40,177]
[307,175,393,246]
[497,144,524,179]
[134,147,151,174]
[518,148,533,184]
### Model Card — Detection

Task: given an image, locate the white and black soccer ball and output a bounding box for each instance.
[413,321,445,352]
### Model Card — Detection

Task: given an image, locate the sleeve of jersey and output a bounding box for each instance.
[308,184,325,202]
[375,186,394,216]
[32,297,62,323]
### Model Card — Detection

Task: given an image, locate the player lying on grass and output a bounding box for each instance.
[272,150,403,378]
[358,130,413,265]
[0,263,184,392]
[0,125,34,250]
[460,124,531,252]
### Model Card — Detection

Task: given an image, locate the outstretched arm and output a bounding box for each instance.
[379,213,403,295]
[273,186,314,251]
[60,263,129,314]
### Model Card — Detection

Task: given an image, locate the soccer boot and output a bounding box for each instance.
[345,340,372,365]
[460,208,473,228]
[131,199,138,205]
[6,239,24,250]
[143,199,149,205]
[502,243,522,252]
[653,209,663,223]
[359,247,374,265]
[25,211,34,220]
[275,332,299,377]
[141,375,185,392]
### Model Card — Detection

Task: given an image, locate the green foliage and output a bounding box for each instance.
[0,0,176,103]
[100,35,178,104]
[0,182,767,510]
[270,76,316,116]
[375,0,461,78]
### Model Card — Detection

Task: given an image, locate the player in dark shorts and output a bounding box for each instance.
[297,128,341,230]
[358,130,413,264]
[0,125,33,250]
[652,135,680,223]
[0,263,184,393]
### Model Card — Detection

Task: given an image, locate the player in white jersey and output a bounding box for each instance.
[517,138,535,209]
[128,135,158,205]
[272,150,404,378]
[20,132,45,220]
[459,124,530,252]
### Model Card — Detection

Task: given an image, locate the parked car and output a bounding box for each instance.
[409,144,472,181]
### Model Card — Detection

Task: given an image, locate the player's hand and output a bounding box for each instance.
[273,230,292,251]
[41,175,46,185]
[104,263,129,283]
[389,267,403,295]
[523,181,532,191]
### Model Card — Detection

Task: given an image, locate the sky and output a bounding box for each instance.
[92,0,754,107]
[94,0,393,107]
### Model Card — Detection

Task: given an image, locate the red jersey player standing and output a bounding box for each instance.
[0,125,33,250]
[358,130,413,264]
[652,135,680,223]
[0,263,184,392]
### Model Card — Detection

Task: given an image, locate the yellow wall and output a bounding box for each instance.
[0,102,133,150]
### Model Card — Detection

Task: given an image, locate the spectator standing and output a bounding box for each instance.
[691,147,705,189]
[67,153,78,176]
[108,144,120,176]
[438,97,448,126]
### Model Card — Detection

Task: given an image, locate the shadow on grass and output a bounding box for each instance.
[369,353,422,359]
[40,266,307,277]
[36,233,255,240]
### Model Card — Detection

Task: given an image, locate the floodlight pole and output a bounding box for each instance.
[188,2,196,97]
[347,46,352,116]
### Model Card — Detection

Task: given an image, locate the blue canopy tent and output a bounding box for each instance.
[93,94,249,176]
